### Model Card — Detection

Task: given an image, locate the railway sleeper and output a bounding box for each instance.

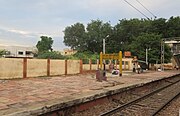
[164,80,175,84]
[112,98,124,104]
[120,110,136,115]
[130,92,142,97]
[127,106,140,111]
[133,103,147,108]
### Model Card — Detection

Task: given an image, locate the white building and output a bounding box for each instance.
[0,45,37,58]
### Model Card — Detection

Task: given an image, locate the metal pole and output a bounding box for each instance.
[103,35,109,64]
[161,40,163,71]
[103,35,109,54]
[103,39,105,54]
[100,52,103,69]
[161,39,165,71]
[146,48,148,65]
[163,40,164,71]
[103,39,105,64]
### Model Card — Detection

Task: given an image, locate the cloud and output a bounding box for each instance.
[0,28,38,46]
[0,0,179,50]
[8,29,28,35]
[0,27,66,50]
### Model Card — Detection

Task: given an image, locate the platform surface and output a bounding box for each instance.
[0,70,179,116]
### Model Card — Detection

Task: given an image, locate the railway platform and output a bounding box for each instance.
[0,70,179,116]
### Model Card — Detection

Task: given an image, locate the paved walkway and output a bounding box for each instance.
[0,70,179,116]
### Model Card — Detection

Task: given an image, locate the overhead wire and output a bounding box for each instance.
[123,0,150,20]
[135,0,157,18]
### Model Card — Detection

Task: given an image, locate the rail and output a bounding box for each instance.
[100,78,180,116]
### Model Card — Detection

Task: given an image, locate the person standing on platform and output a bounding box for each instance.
[133,63,136,72]
[137,64,141,74]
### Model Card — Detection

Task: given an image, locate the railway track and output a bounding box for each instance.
[41,75,180,116]
[100,77,180,116]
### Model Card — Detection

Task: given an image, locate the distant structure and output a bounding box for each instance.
[164,38,180,55]
[0,45,37,58]
[61,48,77,56]
[164,37,180,67]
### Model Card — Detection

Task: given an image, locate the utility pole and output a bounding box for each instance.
[146,48,148,65]
[103,39,105,54]
[103,35,109,54]
[102,35,109,64]
[161,39,165,71]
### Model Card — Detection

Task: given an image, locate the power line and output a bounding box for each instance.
[135,0,157,18]
[123,0,150,20]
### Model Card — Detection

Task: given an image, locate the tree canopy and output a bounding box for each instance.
[36,36,53,53]
[63,20,112,53]
[36,36,65,59]
[63,23,86,51]
[129,33,172,63]
[63,16,180,63]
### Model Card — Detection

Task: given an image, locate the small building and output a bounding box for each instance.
[61,48,77,56]
[165,40,180,55]
[0,45,36,58]
[165,39,180,67]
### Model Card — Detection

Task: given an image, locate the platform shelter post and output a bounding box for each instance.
[119,51,122,76]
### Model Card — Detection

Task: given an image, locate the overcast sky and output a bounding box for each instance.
[0,0,179,50]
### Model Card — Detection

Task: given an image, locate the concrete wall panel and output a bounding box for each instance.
[50,60,65,75]
[83,64,90,71]
[67,60,80,74]
[27,59,47,77]
[0,58,134,79]
[0,58,23,79]
[91,64,98,70]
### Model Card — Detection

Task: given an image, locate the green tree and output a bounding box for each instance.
[63,16,179,55]
[129,33,172,64]
[166,16,180,37]
[150,18,167,37]
[111,18,151,52]
[86,20,113,53]
[36,36,53,53]
[63,20,112,53]
[63,23,86,51]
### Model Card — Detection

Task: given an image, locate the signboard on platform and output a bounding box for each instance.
[102,54,119,60]
[100,51,122,76]
[124,51,131,57]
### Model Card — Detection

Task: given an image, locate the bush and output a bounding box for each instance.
[0,50,5,57]
[82,59,89,64]
[73,51,99,60]
[37,51,65,59]
[91,59,97,64]
[0,49,9,57]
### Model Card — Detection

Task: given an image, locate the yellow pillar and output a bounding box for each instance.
[100,52,103,70]
[119,51,122,76]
